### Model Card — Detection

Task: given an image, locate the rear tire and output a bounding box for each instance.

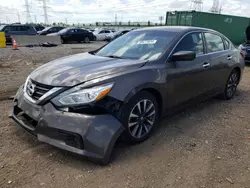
[61,38,66,44]
[118,91,159,144]
[221,69,240,100]
[84,37,90,43]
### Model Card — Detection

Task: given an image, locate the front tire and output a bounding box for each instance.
[221,69,240,100]
[118,91,159,144]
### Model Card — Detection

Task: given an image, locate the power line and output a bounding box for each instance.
[50,2,171,15]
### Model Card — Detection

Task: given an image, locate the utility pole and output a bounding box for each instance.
[115,14,117,26]
[211,0,220,13]
[24,0,32,23]
[34,15,37,23]
[190,0,203,11]
[65,18,68,26]
[6,17,8,24]
[17,11,21,23]
[42,0,49,24]
[159,16,164,25]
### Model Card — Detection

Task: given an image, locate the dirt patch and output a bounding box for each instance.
[0,44,250,188]
[0,42,106,100]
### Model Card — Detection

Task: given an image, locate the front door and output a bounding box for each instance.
[166,32,211,108]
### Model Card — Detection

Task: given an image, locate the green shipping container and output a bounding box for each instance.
[166,11,250,45]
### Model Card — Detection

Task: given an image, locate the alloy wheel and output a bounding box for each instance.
[84,37,90,43]
[128,99,156,139]
[226,71,239,98]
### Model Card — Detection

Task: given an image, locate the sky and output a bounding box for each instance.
[0,0,250,24]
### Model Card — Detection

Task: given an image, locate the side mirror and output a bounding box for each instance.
[172,51,196,61]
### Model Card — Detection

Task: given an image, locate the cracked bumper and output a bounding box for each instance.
[10,88,124,164]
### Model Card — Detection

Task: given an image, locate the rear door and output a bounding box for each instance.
[166,32,211,107]
[70,29,78,41]
[76,29,86,41]
[23,26,36,35]
[203,32,231,90]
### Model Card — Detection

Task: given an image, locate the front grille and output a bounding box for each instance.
[26,79,53,100]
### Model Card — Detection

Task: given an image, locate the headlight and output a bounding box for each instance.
[53,83,114,106]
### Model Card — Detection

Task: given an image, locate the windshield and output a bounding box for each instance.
[41,27,51,32]
[0,25,6,31]
[58,28,69,34]
[96,30,178,61]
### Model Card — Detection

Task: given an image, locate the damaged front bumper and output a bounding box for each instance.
[10,88,125,164]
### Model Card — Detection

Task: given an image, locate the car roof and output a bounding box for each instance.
[136,26,218,33]
[8,24,33,27]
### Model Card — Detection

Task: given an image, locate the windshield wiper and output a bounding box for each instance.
[104,55,123,59]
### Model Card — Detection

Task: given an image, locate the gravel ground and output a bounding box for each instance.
[0,43,250,188]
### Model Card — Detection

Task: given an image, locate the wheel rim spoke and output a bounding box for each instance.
[131,124,140,137]
[129,121,138,127]
[146,119,154,125]
[143,123,149,133]
[147,110,155,117]
[137,124,143,138]
[136,103,142,115]
[143,100,147,112]
[145,103,153,113]
[130,113,139,118]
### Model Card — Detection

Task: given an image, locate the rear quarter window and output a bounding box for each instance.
[224,39,230,50]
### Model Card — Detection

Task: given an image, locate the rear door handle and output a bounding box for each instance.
[202,62,210,68]
[227,56,232,60]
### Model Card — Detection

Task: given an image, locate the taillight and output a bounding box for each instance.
[240,51,245,58]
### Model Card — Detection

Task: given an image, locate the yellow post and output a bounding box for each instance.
[0,32,6,48]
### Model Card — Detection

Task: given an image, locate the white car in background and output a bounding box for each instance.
[93,29,113,41]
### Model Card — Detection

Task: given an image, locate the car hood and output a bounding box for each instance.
[47,33,58,36]
[29,52,146,87]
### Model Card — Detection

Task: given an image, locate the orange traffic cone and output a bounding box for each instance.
[12,38,19,50]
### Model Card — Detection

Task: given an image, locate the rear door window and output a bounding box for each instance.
[204,33,224,53]
[20,26,30,31]
[174,32,204,55]
[9,26,18,31]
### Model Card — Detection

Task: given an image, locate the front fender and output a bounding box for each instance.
[107,67,166,103]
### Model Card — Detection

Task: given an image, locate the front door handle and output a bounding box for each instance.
[227,56,233,60]
[202,62,210,68]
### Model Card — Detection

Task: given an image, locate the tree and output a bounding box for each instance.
[52,22,56,26]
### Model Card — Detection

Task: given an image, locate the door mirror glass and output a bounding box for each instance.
[172,51,196,61]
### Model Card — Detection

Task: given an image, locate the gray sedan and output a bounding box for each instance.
[11,26,244,164]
